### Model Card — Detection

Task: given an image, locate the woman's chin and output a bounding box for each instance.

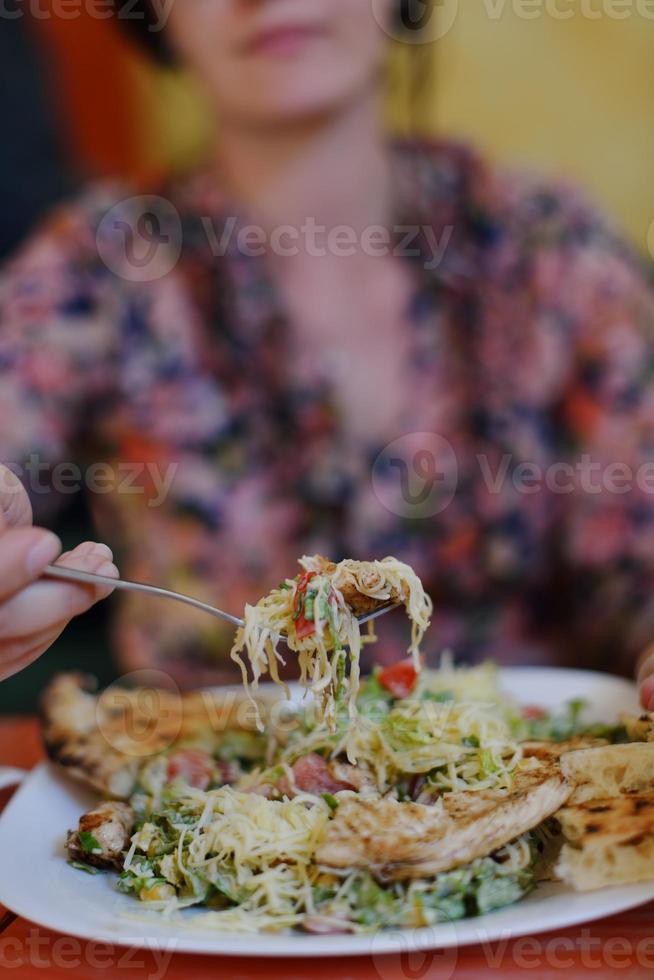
[227,90,363,131]
[216,67,369,131]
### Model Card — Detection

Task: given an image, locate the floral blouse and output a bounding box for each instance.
[1,141,653,686]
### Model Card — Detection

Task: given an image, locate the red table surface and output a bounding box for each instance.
[0,716,653,979]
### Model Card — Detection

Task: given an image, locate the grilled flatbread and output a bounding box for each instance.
[315,764,572,880]
[555,794,654,890]
[521,736,607,762]
[41,673,280,799]
[622,712,654,743]
[560,743,654,805]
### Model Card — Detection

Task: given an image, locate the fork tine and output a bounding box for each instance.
[356,602,400,626]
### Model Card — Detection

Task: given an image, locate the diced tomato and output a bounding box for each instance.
[296,570,317,594]
[378,658,420,699]
[293,571,317,640]
[521,705,547,721]
[166,749,214,790]
[291,754,355,795]
[295,612,316,640]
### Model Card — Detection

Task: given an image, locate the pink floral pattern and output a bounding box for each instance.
[1,141,653,684]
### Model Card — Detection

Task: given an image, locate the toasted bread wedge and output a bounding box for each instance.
[622,713,654,743]
[315,763,572,880]
[521,736,607,763]
[41,673,279,798]
[555,794,654,890]
[560,743,654,805]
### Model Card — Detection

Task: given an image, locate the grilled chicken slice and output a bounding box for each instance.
[315,764,572,880]
[67,801,135,870]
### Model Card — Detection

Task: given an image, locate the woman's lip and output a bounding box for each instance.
[242,25,324,57]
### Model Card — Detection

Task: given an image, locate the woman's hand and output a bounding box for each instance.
[638,644,654,711]
[0,465,119,682]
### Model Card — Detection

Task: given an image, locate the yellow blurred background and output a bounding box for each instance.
[116,5,654,252]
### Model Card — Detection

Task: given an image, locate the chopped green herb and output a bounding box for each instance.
[322,793,339,812]
[79,830,102,854]
[334,653,346,702]
[140,877,170,892]
[68,860,105,875]
[422,690,455,703]
[479,749,498,775]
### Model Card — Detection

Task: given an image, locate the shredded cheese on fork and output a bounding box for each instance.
[230,556,432,729]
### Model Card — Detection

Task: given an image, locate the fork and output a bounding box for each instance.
[43,564,398,633]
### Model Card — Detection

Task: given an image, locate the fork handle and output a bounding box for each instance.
[43,564,246,629]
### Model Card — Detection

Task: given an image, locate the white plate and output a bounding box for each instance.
[0,667,652,958]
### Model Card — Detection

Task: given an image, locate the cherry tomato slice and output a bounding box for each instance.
[296,571,317,594]
[293,570,317,639]
[521,705,547,721]
[378,658,419,699]
[295,613,316,640]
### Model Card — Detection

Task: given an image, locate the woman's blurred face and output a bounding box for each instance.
[166,0,394,127]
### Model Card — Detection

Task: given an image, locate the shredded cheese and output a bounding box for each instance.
[128,786,331,930]
[113,659,553,933]
[278,693,522,794]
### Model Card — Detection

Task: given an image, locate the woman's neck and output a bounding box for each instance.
[213,92,394,236]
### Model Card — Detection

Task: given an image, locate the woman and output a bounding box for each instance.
[0,465,118,682]
[1,0,654,704]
